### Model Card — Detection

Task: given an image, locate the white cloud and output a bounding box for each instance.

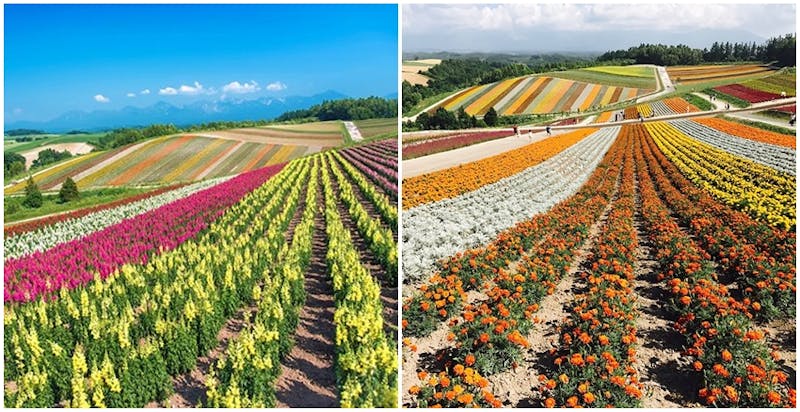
[94,94,110,103]
[179,81,205,95]
[159,87,178,95]
[140,89,151,95]
[266,81,287,92]
[127,92,136,98]
[223,80,260,94]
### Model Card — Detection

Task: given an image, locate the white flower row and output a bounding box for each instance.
[650,101,674,117]
[5,176,232,259]
[670,119,796,176]
[402,126,620,282]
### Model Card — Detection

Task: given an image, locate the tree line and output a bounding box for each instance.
[598,34,796,67]
[91,97,397,151]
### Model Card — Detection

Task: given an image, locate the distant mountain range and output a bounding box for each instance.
[6,91,398,133]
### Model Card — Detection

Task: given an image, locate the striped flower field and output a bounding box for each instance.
[436,75,648,116]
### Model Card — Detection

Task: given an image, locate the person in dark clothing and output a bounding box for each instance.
[545,126,551,135]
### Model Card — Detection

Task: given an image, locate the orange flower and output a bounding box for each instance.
[598,335,610,345]
[457,393,474,405]
[440,376,451,387]
[693,361,703,371]
[445,391,456,401]
[559,374,569,384]
[569,353,584,366]
[479,333,490,344]
[721,349,732,362]
[566,396,579,407]
[465,354,476,366]
[583,392,596,404]
[544,398,556,408]
[421,301,430,311]
[545,379,556,390]
[409,385,420,395]
[418,371,428,380]
[680,296,691,306]
[767,391,781,404]
[453,364,465,376]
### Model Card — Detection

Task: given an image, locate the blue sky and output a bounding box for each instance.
[5,4,398,122]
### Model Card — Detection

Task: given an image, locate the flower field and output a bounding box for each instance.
[667,64,774,84]
[402,130,514,160]
[401,120,795,407]
[742,70,796,97]
[4,139,399,408]
[713,84,783,104]
[436,76,646,116]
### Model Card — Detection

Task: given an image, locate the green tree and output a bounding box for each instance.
[59,177,80,203]
[22,176,43,208]
[484,107,499,127]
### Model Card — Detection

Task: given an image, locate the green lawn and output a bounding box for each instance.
[353,118,397,139]
[404,90,457,117]
[4,133,102,154]
[4,186,155,223]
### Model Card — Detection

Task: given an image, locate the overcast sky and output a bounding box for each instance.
[403,3,797,53]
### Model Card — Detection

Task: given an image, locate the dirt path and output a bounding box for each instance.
[275,168,338,408]
[631,168,699,408]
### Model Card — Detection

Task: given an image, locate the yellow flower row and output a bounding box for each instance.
[645,121,795,229]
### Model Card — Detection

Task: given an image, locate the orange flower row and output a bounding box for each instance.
[402,128,597,209]
[631,124,794,408]
[663,97,700,113]
[693,117,796,149]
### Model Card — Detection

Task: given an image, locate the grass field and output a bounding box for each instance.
[353,118,397,139]
[260,120,344,134]
[4,133,102,153]
[4,186,155,223]
[742,69,796,97]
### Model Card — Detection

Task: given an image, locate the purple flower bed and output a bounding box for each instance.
[339,149,398,199]
[4,163,286,304]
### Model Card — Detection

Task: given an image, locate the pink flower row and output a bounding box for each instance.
[401,130,512,160]
[339,149,398,198]
[4,164,286,304]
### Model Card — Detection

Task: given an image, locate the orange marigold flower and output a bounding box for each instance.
[440,376,451,387]
[721,349,732,362]
[693,361,703,371]
[680,296,691,306]
[445,390,456,401]
[570,353,584,366]
[421,301,430,311]
[465,354,476,366]
[409,385,421,395]
[559,374,569,384]
[479,333,490,344]
[457,393,474,405]
[566,396,579,407]
[544,398,556,408]
[545,379,556,390]
[418,371,428,380]
[584,392,596,404]
[598,335,610,345]
[453,364,465,376]
[767,391,781,404]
